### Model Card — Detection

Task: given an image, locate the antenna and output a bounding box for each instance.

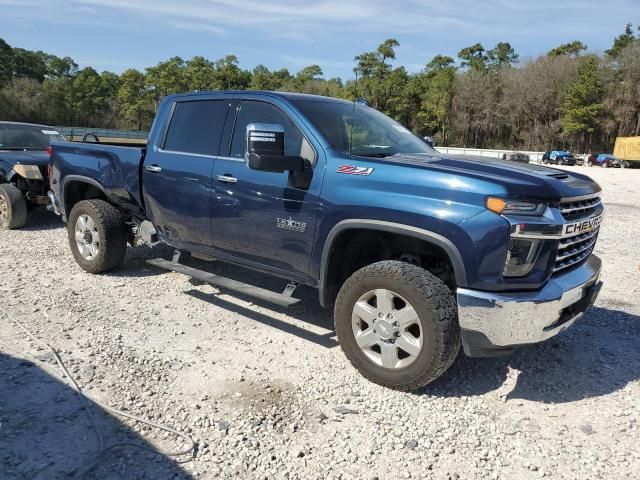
[349,71,359,157]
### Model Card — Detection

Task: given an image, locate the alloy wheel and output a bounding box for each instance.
[74,214,100,260]
[351,289,423,369]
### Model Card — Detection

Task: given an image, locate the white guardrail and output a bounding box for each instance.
[435,147,557,164]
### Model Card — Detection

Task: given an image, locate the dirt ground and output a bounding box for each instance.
[1,165,638,480]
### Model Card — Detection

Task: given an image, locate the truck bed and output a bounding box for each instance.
[50,141,146,217]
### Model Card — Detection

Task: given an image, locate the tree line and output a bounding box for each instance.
[1,23,639,152]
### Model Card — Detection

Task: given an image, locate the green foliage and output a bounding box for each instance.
[606,23,637,58]
[416,55,456,142]
[117,69,153,130]
[548,41,587,58]
[561,57,603,137]
[458,43,487,71]
[0,31,638,152]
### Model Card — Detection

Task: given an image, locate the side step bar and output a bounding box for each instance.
[147,258,301,308]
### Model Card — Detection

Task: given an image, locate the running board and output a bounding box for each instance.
[146,258,301,308]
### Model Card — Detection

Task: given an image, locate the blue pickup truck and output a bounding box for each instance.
[49,91,604,390]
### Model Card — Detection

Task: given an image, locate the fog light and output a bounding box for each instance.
[503,239,543,277]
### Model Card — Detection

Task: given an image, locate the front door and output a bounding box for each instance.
[211,100,321,279]
[143,99,231,250]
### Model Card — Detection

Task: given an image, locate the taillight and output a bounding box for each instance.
[47,145,52,157]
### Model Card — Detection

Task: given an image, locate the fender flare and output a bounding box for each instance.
[318,219,468,306]
[60,175,111,219]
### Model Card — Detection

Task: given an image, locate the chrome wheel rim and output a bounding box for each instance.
[74,214,99,260]
[351,289,423,369]
[0,193,7,224]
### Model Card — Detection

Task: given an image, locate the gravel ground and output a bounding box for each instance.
[1,166,639,480]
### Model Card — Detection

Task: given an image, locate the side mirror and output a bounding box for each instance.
[246,123,304,173]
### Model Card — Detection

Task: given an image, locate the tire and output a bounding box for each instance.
[334,261,460,391]
[67,199,128,273]
[601,161,608,168]
[0,184,27,229]
[587,161,592,167]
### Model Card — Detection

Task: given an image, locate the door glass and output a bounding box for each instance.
[164,100,229,156]
[229,101,313,163]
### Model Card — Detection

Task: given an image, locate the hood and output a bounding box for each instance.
[380,152,600,200]
[0,150,50,167]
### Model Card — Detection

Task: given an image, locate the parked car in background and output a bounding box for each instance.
[502,152,530,164]
[542,150,577,166]
[0,121,65,229]
[587,153,629,168]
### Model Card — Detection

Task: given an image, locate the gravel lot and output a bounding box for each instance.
[1,166,639,480]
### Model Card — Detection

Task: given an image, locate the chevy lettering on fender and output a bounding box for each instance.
[563,213,604,236]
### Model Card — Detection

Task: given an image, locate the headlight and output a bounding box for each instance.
[503,238,543,277]
[486,197,546,216]
[13,164,44,180]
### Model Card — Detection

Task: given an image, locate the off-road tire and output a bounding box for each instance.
[67,199,128,273]
[334,261,461,391]
[0,184,27,229]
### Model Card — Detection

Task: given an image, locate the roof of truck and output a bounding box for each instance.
[165,90,351,104]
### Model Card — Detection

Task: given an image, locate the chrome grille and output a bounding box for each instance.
[559,196,601,221]
[554,196,602,274]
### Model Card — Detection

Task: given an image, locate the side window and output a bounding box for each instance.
[164,100,229,156]
[229,101,314,164]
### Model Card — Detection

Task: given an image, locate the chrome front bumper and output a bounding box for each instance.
[457,255,602,356]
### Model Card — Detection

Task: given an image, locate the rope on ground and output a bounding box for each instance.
[0,305,196,478]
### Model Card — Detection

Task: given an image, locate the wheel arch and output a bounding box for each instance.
[318,219,467,307]
[61,175,111,220]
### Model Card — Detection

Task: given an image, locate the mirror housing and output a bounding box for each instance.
[246,123,304,173]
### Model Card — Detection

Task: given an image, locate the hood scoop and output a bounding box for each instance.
[546,172,570,180]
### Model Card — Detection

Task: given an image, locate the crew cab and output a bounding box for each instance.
[48,92,604,390]
[0,122,65,229]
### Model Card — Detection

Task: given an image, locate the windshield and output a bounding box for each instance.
[0,124,66,150]
[293,99,436,157]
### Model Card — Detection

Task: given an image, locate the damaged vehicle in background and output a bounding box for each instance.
[0,122,66,229]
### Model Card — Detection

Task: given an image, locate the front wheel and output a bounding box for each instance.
[67,199,128,273]
[334,261,460,391]
[0,184,27,230]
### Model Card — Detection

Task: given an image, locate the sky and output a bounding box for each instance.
[1,0,638,79]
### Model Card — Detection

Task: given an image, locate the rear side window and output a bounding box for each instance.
[164,100,229,156]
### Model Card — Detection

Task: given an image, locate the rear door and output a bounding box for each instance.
[210,99,321,279]
[143,99,231,249]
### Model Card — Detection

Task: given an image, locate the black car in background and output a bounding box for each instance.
[0,122,66,229]
[542,150,577,166]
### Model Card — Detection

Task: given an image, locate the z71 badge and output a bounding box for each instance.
[337,165,374,176]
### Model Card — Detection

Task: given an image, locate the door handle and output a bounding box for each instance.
[145,165,162,173]
[216,174,238,184]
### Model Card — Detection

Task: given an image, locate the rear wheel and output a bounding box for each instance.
[334,261,460,391]
[0,184,27,230]
[67,199,128,273]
